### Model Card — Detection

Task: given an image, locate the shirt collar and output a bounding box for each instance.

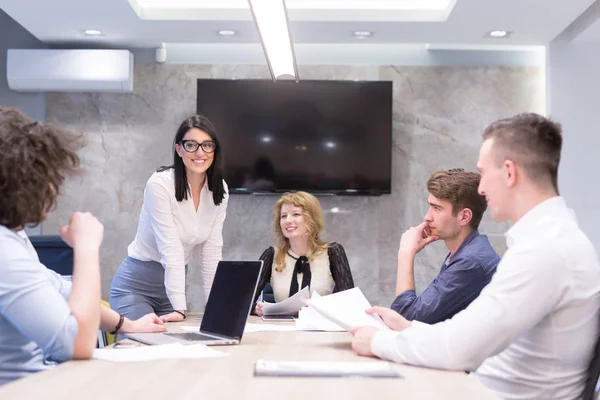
[504,196,572,248]
[287,248,300,259]
[445,229,480,266]
[285,248,327,261]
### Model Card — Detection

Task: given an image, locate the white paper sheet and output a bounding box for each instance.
[180,323,297,334]
[93,343,228,362]
[305,287,390,331]
[295,306,345,332]
[262,286,310,316]
[254,359,402,378]
[244,323,297,333]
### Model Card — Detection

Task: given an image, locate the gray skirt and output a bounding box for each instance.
[109,256,177,320]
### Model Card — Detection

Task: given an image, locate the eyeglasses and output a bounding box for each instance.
[179,139,217,153]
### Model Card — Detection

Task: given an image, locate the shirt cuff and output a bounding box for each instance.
[390,290,417,312]
[371,329,401,361]
[371,321,429,362]
[168,294,187,311]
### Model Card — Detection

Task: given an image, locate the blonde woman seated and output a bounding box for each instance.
[253,191,355,316]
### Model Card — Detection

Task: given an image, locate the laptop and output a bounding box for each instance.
[126,260,263,346]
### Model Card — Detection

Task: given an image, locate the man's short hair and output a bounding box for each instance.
[427,169,487,230]
[482,113,562,192]
[0,106,82,229]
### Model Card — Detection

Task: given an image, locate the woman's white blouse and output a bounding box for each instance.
[127,169,228,310]
[271,248,335,303]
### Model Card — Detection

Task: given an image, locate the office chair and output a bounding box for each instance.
[262,283,275,303]
[30,235,113,348]
[29,235,73,276]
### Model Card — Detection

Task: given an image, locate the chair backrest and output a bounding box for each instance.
[582,333,600,400]
[29,235,73,276]
[262,283,275,303]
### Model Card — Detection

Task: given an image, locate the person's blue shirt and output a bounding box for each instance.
[391,230,500,324]
[0,225,78,386]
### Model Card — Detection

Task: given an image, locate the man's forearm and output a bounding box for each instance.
[68,246,101,358]
[395,252,416,296]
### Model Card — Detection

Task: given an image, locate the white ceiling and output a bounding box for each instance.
[0,0,599,48]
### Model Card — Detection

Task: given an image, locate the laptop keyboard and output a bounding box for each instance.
[165,332,220,341]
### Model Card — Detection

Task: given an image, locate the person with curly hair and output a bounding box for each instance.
[0,106,166,386]
[252,191,354,316]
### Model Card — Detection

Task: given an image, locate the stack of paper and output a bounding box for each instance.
[261,286,309,316]
[93,343,228,362]
[294,292,344,331]
[295,307,345,331]
[254,359,402,378]
[305,287,390,331]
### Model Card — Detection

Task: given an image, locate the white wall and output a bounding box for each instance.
[547,41,600,252]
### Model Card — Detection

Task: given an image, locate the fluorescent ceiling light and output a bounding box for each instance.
[133,0,453,11]
[128,0,456,22]
[427,43,543,52]
[248,0,298,82]
[285,0,453,10]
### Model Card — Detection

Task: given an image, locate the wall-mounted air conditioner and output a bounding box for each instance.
[7,49,134,93]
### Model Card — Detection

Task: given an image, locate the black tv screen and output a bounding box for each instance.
[196,79,392,195]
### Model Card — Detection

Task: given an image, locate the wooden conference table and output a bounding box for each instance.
[0,316,499,400]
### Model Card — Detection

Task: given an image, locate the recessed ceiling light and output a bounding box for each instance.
[352,31,373,39]
[83,29,102,36]
[488,30,509,38]
[218,29,236,36]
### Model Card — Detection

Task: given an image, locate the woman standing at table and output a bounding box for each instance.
[253,191,355,315]
[110,115,228,322]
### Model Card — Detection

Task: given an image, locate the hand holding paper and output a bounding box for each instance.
[262,286,310,316]
[365,306,413,331]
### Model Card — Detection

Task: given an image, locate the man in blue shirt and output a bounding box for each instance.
[391,169,499,324]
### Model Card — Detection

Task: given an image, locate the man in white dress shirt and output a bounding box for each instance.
[351,113,600,400]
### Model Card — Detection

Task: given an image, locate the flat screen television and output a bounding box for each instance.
[196,79,392,195]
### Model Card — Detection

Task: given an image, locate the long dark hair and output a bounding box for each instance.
[158,115,225,206]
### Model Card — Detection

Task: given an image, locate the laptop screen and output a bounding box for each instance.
[200,260,263,340]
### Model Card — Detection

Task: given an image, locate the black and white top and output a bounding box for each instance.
[254,242,355,304]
